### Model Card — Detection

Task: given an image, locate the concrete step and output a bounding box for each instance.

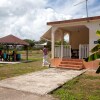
[62,59,83,62]
[61,61,83,65]
[58,59,84,70]
[59,64,83,68]
[57,66,83,70]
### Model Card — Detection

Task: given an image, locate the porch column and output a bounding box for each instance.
[60,30,64,59]
[51,27,58,59]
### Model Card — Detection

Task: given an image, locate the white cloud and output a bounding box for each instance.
[0,0,99,40]
[0,0,72,40]
[0,0,11,7]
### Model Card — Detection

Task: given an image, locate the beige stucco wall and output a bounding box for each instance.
[70,27,89,49]
[85,21,100,53]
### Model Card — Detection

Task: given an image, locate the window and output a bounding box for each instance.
[64,33,69,43]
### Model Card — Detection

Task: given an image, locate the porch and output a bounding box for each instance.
[52,44,89,70]
[42,25,89,69]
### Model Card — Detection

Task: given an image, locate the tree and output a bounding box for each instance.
[0,44,3,50]
[55,40,69,45]
[24,39,35,49]
[39,39,46,44]
[47,41,51,51]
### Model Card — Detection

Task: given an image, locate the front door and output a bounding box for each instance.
[71,49,79,58]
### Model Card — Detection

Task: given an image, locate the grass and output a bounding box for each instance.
[52,71,100,100]
[19,50,43,61]
[0,50,49,80]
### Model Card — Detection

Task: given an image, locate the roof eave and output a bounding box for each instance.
[47,16,100,25]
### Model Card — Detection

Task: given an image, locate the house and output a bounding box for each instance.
[41,16,100,70]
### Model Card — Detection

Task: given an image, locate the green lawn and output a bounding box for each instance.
[0,50,48,80]
[19,50,43,61]
[52,71,100,100]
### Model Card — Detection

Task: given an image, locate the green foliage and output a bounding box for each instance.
[87,30,100,62]
[47,41,51,51]
[24,39,35,50]
[91,44,100,53]
[22,45,28,50]
[39,39,46,44]
[97,39,100,44]
[0,44,3,50]
[96,30,100,36]
[88,52,100,61]
[55,40,69,45]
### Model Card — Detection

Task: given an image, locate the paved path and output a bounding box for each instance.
[0,60,32,64]
[0,87,57,100]
[0,61,20,64]
[0,68,85,95]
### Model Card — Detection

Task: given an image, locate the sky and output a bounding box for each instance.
[0,0,100,41]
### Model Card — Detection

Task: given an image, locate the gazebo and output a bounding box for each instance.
[0,34,29,61]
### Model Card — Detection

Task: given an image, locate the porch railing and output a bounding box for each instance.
[54,45,61,58]
[54,45,71,58]
[79,44,89,59]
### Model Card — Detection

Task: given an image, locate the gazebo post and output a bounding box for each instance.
[26,45,28,61]
[6,44,9,54]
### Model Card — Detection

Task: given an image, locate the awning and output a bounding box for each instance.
[41,27,64,41]
[41,28,51,41]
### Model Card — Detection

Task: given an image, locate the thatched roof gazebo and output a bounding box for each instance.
[0,34,29,61]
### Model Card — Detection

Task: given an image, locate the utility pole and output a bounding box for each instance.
[86,0,88,18]
[74,0,89,21]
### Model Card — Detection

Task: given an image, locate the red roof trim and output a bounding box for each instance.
[47,16,100,25]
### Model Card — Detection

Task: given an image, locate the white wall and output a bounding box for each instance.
[86,21,100,52]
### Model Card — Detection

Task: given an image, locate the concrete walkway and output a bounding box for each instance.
[0,61,20,64]
[0,87,57,100]
[0,60,32,64]
[0,68,86,95]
